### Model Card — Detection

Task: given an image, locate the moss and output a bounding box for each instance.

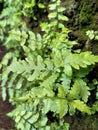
[79,0,96,28]
[65,115,98,130]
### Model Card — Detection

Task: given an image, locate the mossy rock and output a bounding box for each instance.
[65,114,98,130]
[79,0,95,26]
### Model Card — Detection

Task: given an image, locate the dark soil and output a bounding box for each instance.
[0,91,14,130]
[0,46,14,130]
[65,114,98,130]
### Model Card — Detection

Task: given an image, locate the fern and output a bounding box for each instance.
[1,0,98,130]
[68,79,90,102]
[91,101,98,114]
[69,100,91,114]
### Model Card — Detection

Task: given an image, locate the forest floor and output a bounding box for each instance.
[0,91,14,130]
[0,46,14,130]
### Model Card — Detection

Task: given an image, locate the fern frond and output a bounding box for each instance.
[64,52,98,70]
[69,100,91,115]
[68,79,90,102]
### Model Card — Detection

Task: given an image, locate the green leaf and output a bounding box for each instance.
[35,117,48,127]
[28,31,36,40]
[58,15,69,21]
[78,79,90,102]
[39,117,48,126]
[58,7,66,12]
[86,30,95,40]
[28,69,40,81]
[44,87,55,97]
[48,4,57,10]
[51,0,56,2]
[42,99,52,114]
[57,0,61,5]
[53,50,63,67]
[1,52,13,65]
[68,79,90,102]
[8,88,14,102]
[95,35,98,40]
[7,73,17,88]
[74,66,93,78]
[61,74,71,92]
[57,84,66,98]
[38,3,45,9]
[2,87,6,101]
[28,113,39,124]
[50,100,58,113]
[31,87,46,98]
[24,112,33,120]
[63,122,70,130]
[15,115,21,123]
[64,52,98,70]
[68,80,80,100]
[24,122,31,130]
[64,64,72,77]
[9,29,21,41]
[69,105,75,116]
[91,101,98,114]
[48,12,57,19]
[17,119,25,130]
[58,23,64,28]
[20,110,26,116]
[70,100,91,114]
[96,92,98,99]
[44,58,54,70]
[41,73,58,89]
[28,55,45,81]
[15,77,24,89]
[56,99,68,118]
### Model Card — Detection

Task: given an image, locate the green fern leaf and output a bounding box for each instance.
[17,121,25,130]
[28,113,39,124]
[74,66,93,78]
[57,84,66,97]
[15,77,24,89]
[64,64,72,77]
[15,115,21,123]
[53,50,63,67]
[28,55,45,81]
[24,122,31,130]
[2,87,6,101]
[68,80,80,100]
[58,15,69,21]
[48,12,57,19]
[91,101,98,114]
[56,99,68,118]
[42,99,53,114]
[64,52,98,70]
[48,4,57,10]
[68,79,90,102]
[34,117,48,128]
[44,58,54,70]
[58,7,66,12]
[60,74,71,92]
[24,112,33,120]
[56,84,68,118]
[70,100,91,114]
[78,79,90,102]
[41,73,58,88]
